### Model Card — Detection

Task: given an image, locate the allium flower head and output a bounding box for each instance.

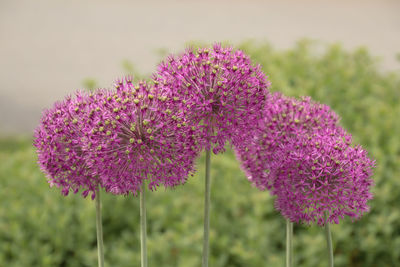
[154,44,271,154]
[34,92,99,199]
[235,93,346,190]
[270,132,375,225]
[84,77,198,194]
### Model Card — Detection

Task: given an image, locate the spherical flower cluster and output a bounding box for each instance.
[235,93,346,190]
[153,43,271,154]
[33,44,375,225]
[234,92,375,224]
[83,77,198,194]
[34,92,100,199]
[270,132,375,225]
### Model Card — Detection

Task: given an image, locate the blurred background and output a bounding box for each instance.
[1,0,399,266]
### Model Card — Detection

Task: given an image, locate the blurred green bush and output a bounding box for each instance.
[1,40,399,266]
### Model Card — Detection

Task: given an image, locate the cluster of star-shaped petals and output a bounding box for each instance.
[34,91,100,199]
[153,43,271,154]
[34,77,199,198]
[81,77,199,194]
[234,92,375,225]
[270,132,374,225]
[235,92,346,190]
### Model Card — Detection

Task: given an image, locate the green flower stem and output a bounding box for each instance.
[140,181,148,267]
[95,188,105,267]
[202,149,211,267]
[324,212,334,267]
[286,219,293,267]
[290,220,294,261]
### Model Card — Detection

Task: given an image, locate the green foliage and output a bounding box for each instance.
[82,78,98,92]
[1,40,399,266]
[121,60,148,82]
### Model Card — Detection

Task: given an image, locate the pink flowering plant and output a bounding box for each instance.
[33,43,375,267]
[34,77,200,267]
[153,44,271,267]
[34,91,107,266]
[234,92,375,267]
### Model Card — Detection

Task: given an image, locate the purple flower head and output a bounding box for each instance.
[84,77,198,195]
[270,132,375,225]
[235,93,346,190]
[153,43,271,154]
[33,91,99,199]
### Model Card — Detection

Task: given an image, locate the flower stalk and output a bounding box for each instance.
[202,149,211,267]
[286,219,293,267]
[95,188,105,267]
[324,212,334,267]
[140,181,148,267]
